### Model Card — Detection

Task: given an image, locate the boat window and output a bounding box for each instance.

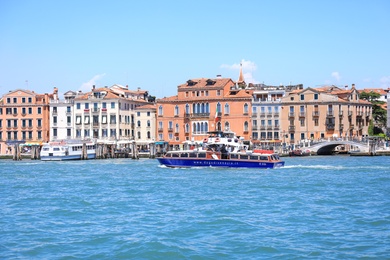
[53,148,60,151]
[189,153,197,158]
[181,153,188,158]
[42,147,49,151]
[260,156,268,160]
[165,153,172,158]
[172,153,179,157]
[230,154,239,159]
[250,155,259,160]
[240,155,248,160]
[198,153,206,158]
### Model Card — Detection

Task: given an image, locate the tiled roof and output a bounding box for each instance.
[136,104,156,110]
[358,88,387,95]
[178,77,233,89]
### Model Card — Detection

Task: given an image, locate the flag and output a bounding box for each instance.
[215,106,220,122]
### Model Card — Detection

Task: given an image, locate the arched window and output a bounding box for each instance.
[137,120,141,127]
[174,105,179,116]
[175,123,179,133]
[244,121,249,131]
[197,103,201,114]
[185,104,190,114]
[185,123,190,133]
[224,103,230,115]
[224,121,230,131]
[201,103,205,113]
[192,103,196,114]
[192,122,197,133]
[158,105,163,116]
[205,122,209,132]
[216,122,222,131]
[147,131,151,139]
[147,120,150,127]
[244,103,249,114]
[216,102,221,114]
[206,103,210,113]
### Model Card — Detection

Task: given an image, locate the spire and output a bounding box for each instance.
[238,62,245,84]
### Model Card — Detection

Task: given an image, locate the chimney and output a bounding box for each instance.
[345,85,348,90]
[352,84,355,88]
[92,85,95,90]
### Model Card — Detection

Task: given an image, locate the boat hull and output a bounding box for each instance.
[157,158,284,169]
[41,154,96,161]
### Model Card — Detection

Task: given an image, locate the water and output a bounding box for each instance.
[0,156,389,259]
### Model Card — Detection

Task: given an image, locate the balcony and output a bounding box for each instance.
[101,108,107,112]
[158,128,163,132]
[168,128,173,132]
[267,126,273,130]
[312,111,320,117]
[252,113,258,117]
[190,113,210,119]
[299,112,305,118]
[289,112,295,118]
[326,124,335,130]
[84,109,90,113]
[266,113,273,118]
[288,126,295,132]
[252,126,258,130]
[260,113,266,118]
[326,111,334,117]
[92,108,100,113]
[339,124,344,130]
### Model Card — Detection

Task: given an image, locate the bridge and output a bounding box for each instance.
[302,139,369,155]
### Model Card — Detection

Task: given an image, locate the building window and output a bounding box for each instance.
[37,131,42,139]
[85,103,89,109]
[7,98,10,103]
[111,102,115,109]
[243,103,249,114]
[53,116,57,124]
[67,106,71,113]
[28,97,32,103]
[84,116,90,124]
[175,123,179,133]
[13,97,17,103]
[67,129,71,137]
[158,105,163,116]
[37,107,41,114]
[137,112,141,116]
[53,129,57,137]
[22,107,26,115]
[300,119,305,127]
[110,115,116,124]
[137,120,141,127]
[28,108,32,114]
[13,107,17,114]
[67,116,71,124]
[244,121,248,131]
[300,94,304,101]
[217,90,221,96]
[147,112,150,116]
[76,103,81,109]
[37,119,42,127]
[224,103,230,115]
[22,98,26,103]
[147,120,150,127]
[314,93,318,100]
[174,105,179,116]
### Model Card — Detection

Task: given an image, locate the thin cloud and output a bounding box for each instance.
[220,59,258,83]
[331,72,341,82]
[80,73,106,92]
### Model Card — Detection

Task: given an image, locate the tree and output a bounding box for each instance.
[359,91,387,130]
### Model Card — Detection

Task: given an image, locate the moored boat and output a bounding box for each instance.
[157,131,284,169]
[40,140,96,161]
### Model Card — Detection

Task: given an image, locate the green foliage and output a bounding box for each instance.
[360,91,387,128]
[368,119,374,136]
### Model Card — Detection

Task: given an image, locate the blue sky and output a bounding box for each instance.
[0,0,389,98]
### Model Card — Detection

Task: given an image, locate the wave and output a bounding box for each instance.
[283,164,389,170]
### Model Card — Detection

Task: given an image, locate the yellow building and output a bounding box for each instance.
[280,84,372,144]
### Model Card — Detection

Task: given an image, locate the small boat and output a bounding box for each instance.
[289,149,311,156]
[40,140,96,161]
[157,131,284,169]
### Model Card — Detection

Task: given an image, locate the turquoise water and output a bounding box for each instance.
[1,156,389,259]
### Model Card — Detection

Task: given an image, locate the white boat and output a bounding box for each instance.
[40,140,96,161]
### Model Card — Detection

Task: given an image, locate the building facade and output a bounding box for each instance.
[0,89,53,154]
[280,85,372,144]
[156,77,253,147]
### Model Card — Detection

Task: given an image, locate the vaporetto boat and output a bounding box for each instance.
[40,140,96,161]
[157,131,284,169]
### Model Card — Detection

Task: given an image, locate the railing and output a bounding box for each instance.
[289,112,295,117]
[313,111,320,117]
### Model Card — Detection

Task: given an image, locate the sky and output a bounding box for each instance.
[0,0,389,98]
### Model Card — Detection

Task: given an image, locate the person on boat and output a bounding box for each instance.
[221,144,228,159]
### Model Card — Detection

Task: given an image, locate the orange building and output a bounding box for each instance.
[156,75,253,148]
[0,89,53,154]
[280,84,372,144]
